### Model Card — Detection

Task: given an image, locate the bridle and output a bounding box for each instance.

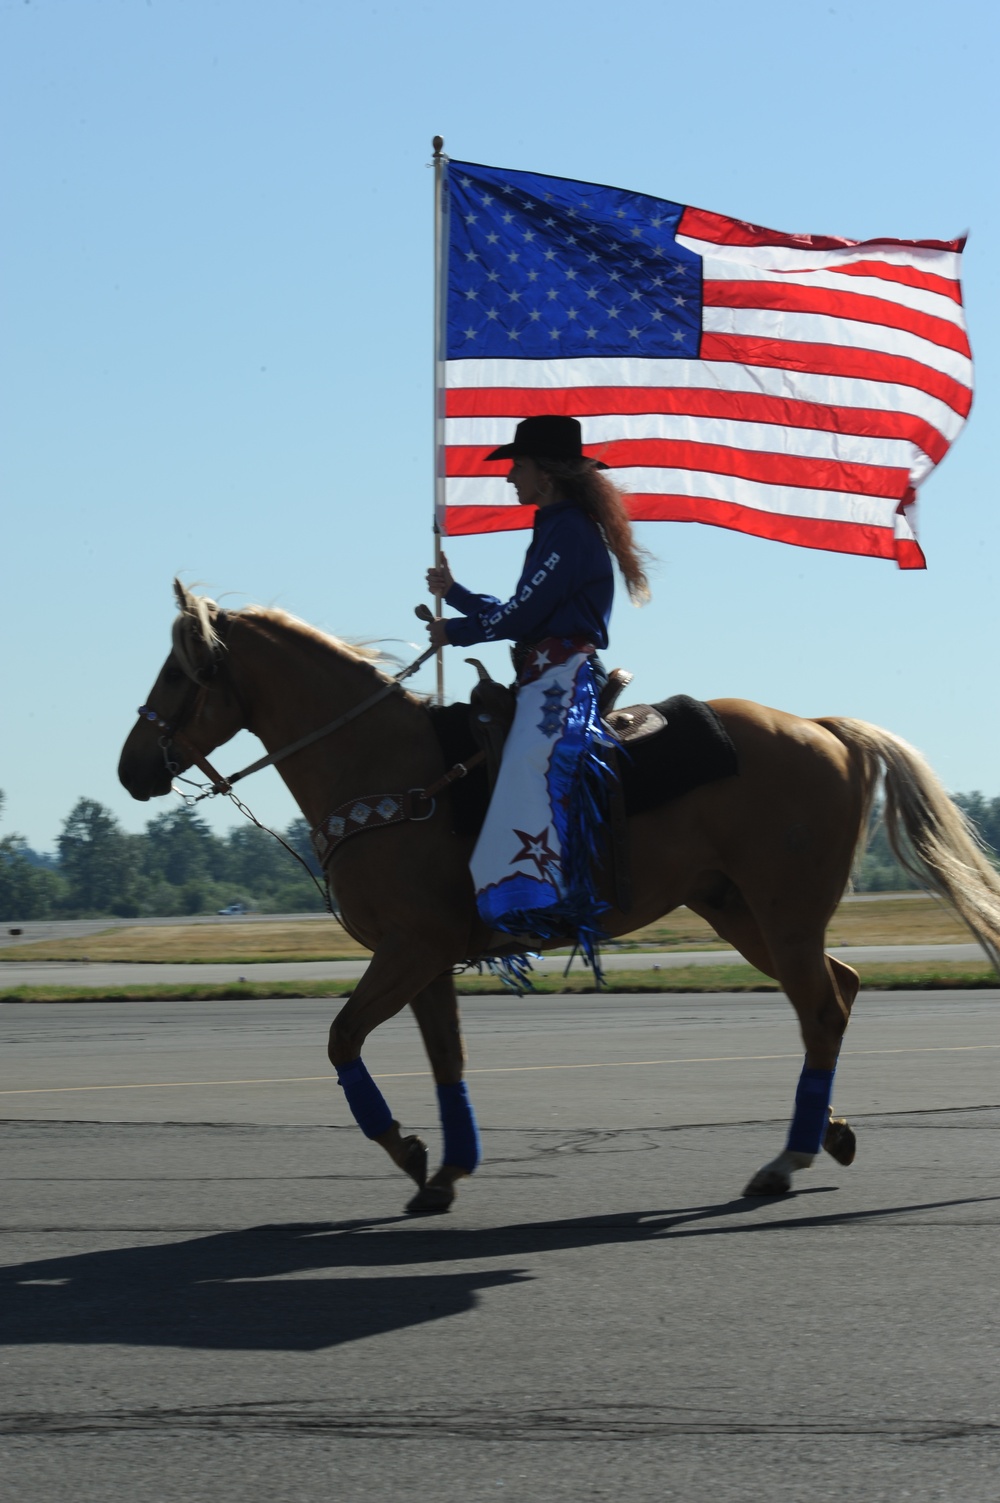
[136,609,240,797]
[136,608,438,803]
[137,682,232,796]
[134,607,440,916]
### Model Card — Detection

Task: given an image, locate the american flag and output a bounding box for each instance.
[438,159,971,568]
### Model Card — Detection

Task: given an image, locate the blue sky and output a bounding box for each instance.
[2,0,997,850]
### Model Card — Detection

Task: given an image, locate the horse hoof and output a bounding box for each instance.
[823,1117,857,1166]
[405,1183,455,1216]
[743,1169,791,1197]
[400,1135,428,1188]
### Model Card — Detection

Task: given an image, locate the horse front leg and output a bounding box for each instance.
[407,972,481,1215]
[744,939,860,1197]
[327,938,450,1200]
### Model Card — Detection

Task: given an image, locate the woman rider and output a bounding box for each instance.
[425,415,650,968]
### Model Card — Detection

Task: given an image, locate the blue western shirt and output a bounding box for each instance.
[443,500,613,650]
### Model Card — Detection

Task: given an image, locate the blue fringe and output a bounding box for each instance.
[488,661,617,987]
[462,951,539,995]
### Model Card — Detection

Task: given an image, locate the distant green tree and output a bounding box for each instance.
[57,798,141,915]
[142,806,222,887]
[852,790,1000,893]
[0,832,64,919]
[0,790,65,919]
[953,793,1000,863]
[284,817,323,878]
[265,876,326,913]
[222,824,300,890]
[853,812,918,892]
[212,820,324,911]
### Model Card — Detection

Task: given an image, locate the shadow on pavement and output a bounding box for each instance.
[1,1216,528,1352]
[3,1188,998,1352]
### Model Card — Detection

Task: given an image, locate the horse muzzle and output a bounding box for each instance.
[117,731,176,801]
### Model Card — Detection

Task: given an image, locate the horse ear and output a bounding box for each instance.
[171,579,221,680]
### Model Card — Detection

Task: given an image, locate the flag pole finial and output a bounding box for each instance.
[433,135,444,156]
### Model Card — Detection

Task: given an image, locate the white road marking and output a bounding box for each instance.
[1,1042,998,1095]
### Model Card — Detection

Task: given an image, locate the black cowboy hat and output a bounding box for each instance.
[485,415,608,467]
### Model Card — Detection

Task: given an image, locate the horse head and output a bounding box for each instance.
[117,579,247,801]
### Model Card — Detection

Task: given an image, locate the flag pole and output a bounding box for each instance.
[432,134,447,705]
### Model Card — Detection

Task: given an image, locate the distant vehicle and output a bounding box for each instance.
[217,903,248,915]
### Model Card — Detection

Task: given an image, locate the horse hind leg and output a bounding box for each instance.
[688,884,859,1190]
[800,953,859,1169]
[743,938,859,1196]
[821,956,859,1156]
[687,876,777,978]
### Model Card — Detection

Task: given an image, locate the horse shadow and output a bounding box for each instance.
[4,1184,996,1354]
[0,1215,526,1353]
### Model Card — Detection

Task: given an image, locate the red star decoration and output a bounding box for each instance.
[510,826,561,879]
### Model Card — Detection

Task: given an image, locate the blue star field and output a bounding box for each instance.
[446,160,703,362]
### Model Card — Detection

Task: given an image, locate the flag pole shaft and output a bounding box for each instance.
[432,135,446,705]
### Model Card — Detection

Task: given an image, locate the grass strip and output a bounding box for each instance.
[1,961,997,1004]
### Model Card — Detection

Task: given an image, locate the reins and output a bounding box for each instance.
[139,638,439,802]
[135,629,444,918]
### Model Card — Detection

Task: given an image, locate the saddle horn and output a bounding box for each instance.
[464,658,495,685]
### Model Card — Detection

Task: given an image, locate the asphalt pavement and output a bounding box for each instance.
[2,988,999,1500]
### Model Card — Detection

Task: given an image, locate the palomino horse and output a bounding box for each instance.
[119,582,1000,1212]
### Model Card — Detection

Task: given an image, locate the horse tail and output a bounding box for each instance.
[817,717,1000,974]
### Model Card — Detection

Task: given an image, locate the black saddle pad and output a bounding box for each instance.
[428,693,738,839]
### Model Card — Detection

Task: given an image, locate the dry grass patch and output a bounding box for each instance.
[2,893,974,965]
[606,894,971,951]
[4,917,370,965]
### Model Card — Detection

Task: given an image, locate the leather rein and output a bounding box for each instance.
[134,610,486,921]
[137,610,439,802]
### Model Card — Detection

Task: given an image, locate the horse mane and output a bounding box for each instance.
[172,581,418,700]
[239,605,401,683]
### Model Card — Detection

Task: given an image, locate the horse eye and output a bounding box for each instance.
[163,663,184,685]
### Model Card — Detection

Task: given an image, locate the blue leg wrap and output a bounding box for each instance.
[335,1058,393,1140]
[786,1061,835,1154]
[437,1082,481,1173]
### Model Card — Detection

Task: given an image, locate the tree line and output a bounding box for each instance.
[0,791,324,921]
[832,790,1000,893]
[3,786,1000,922]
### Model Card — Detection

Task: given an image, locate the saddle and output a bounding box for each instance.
[429,675,739,912]
[311,673,738,911]
[463,663,636,788]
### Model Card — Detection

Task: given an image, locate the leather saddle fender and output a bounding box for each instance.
[466,659,636,792]
[465,664,516,791]
[465,659,638,912]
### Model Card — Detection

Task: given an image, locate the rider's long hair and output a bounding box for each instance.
[539,459,652,604]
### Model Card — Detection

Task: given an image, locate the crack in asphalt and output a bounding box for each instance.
[1,1400,997,1444]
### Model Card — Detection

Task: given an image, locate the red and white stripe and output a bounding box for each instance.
[440,207,971,568]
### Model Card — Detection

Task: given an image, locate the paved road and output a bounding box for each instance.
[0,942,988,992]
[2,989,999,1500]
